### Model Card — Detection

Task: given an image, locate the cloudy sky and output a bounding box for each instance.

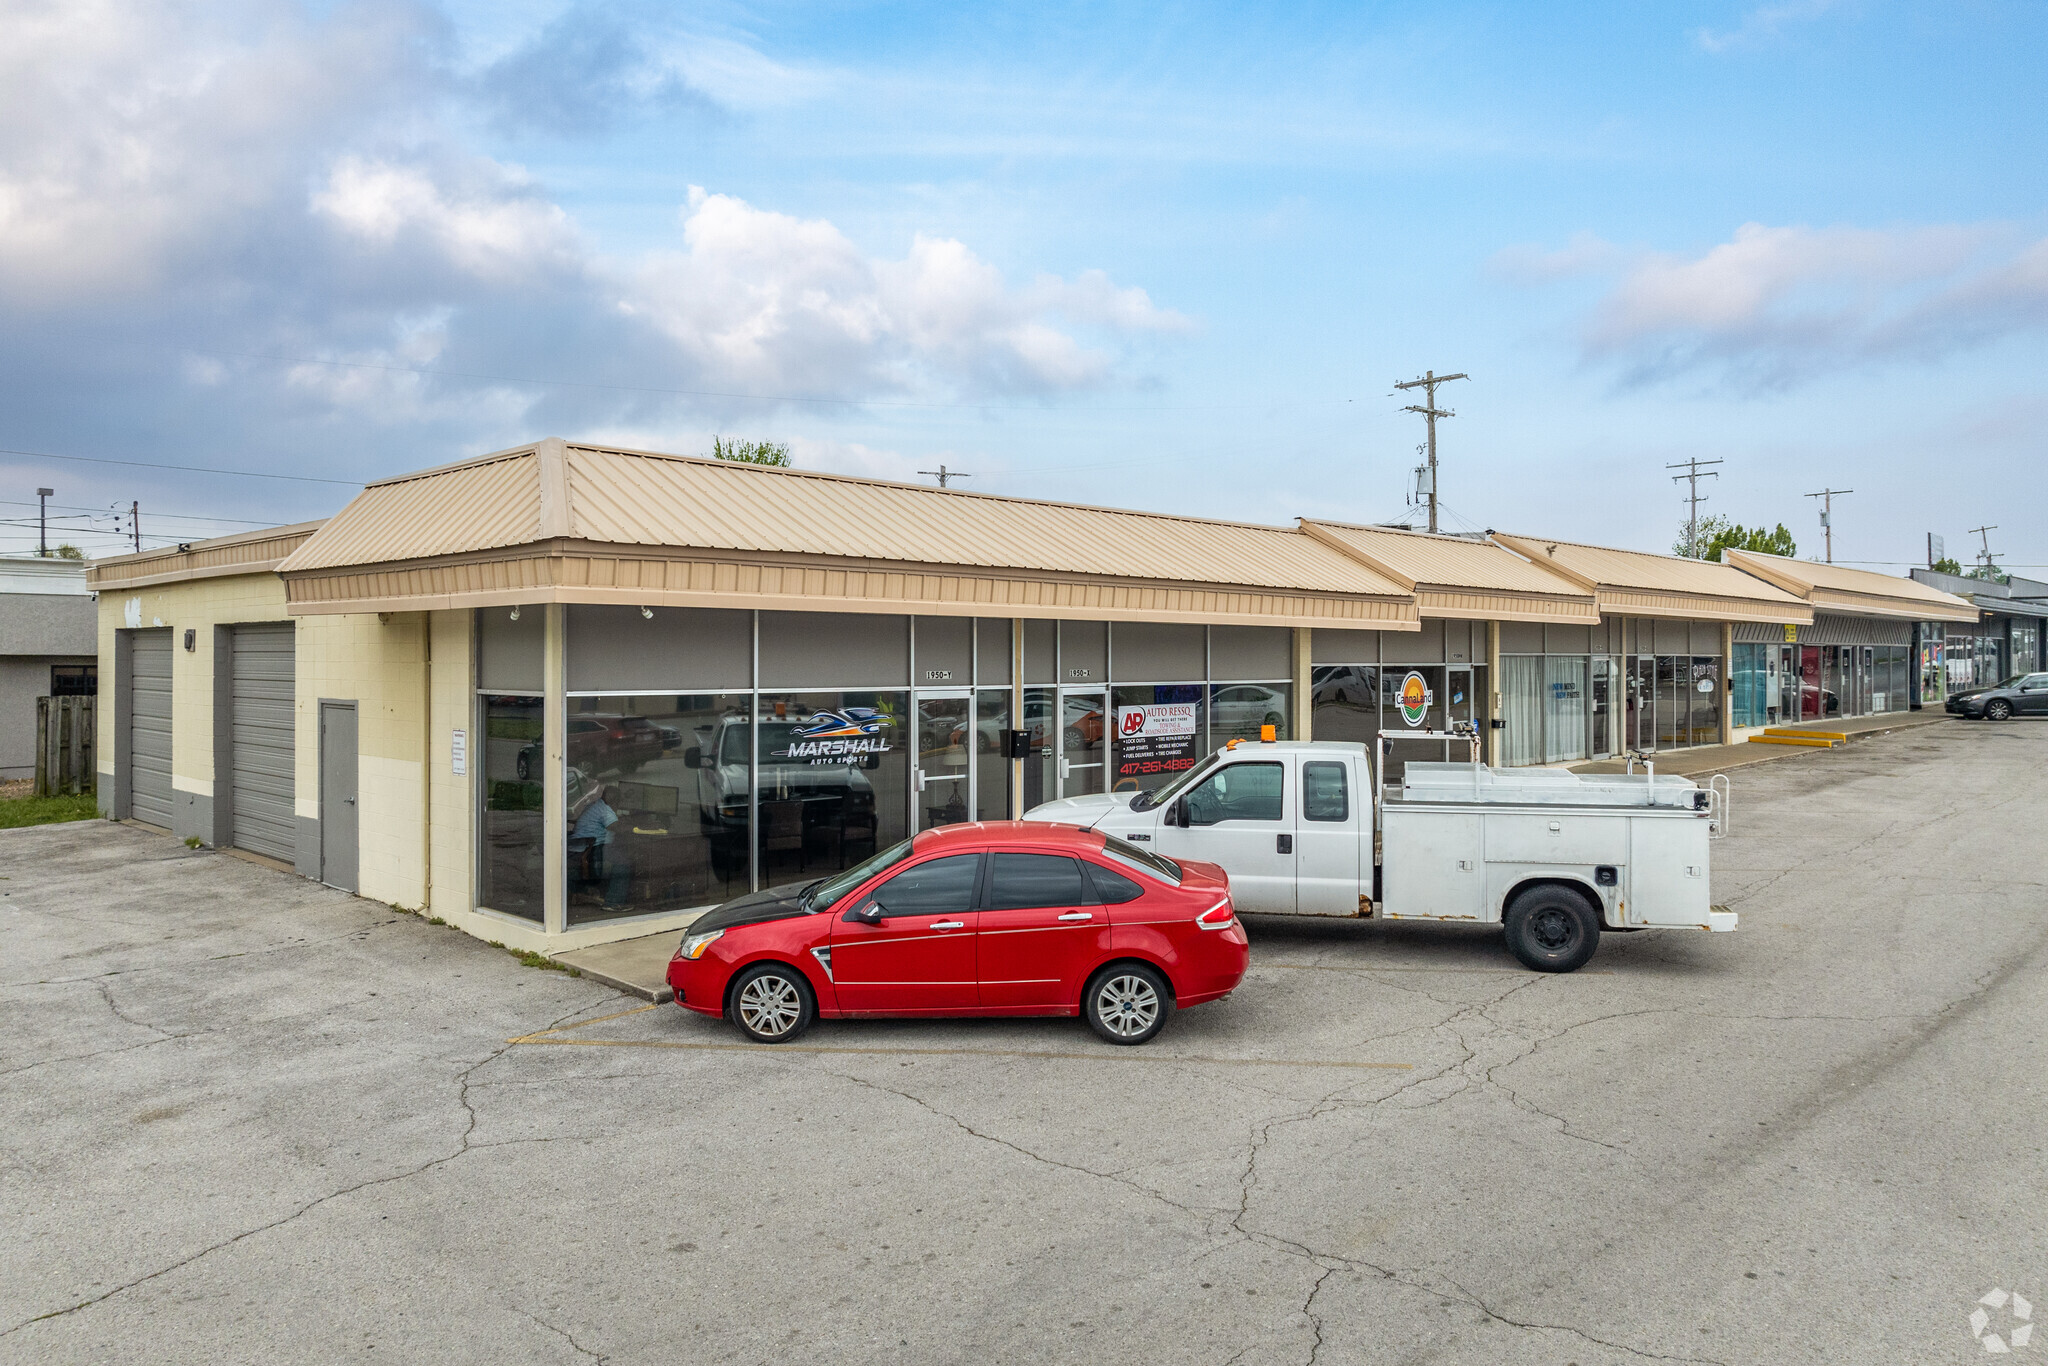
[3,0,2044,574]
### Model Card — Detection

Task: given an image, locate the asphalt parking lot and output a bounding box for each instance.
[4,719,2045,1365]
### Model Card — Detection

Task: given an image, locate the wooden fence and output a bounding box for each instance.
[35,696,96,797]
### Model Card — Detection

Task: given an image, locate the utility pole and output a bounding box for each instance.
[1968,524,1999,576]
[1806,487,1853,564]
[131,500,141,553]
[918,464,970,489]
[1394,370,1467,534]
[36,487,53,557]
[1666,458,1723,557]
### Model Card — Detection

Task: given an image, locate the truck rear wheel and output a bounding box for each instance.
[1504,885,1600,972]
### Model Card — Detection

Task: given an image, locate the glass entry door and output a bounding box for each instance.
[915,691,972,830]
[1059,689,1107,797]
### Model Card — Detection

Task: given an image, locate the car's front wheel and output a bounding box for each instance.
[1083,963,1171,1045]
[728,963,816,1044]
[1985,699,2014,721]
[1504,885,1601,972]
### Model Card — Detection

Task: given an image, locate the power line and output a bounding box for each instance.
[0,445,362,485]
[0,499,282,526]
[1393,370,1467,535]
[1667,457,1722,558]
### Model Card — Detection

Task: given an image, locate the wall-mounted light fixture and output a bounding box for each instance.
[640,606,653,619]
[183,629,195,651]
[509,606,520,622]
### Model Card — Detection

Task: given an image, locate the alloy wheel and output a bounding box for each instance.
[1094,973,1161,1039]
[737,974,802,1039]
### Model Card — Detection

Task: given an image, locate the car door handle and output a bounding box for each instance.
[930,920,965,930]
[1056,911,1092,922]
[1276,833,1291,854]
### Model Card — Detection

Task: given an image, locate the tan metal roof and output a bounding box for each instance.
[1489,532,1812,624]
[1300,520,1600,623]
[279,439,1420,628]
[1722,549,1980,623]
[87,521,327,593]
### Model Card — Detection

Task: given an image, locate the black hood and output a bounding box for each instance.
[687,884,814,935]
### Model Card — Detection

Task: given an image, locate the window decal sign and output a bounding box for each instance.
[1114,702,1199,789]
[1398,671,1432,727]
[772,708,894,763]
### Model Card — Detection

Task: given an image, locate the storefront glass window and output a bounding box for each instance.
[1543,656,1589,763]
[1655,656,1683,747]
[1021,686,1057,809]
[914,694,972,831]
[1501,657,1544,767]
[1310,667,1378,747]
[1110,684,1205,795]
[1209,682,1290,746]
[478,695,545,922]
[974,688,1010,821]
[562,694,751,924]
[754,691,908,893]
[1731,644,1769,728]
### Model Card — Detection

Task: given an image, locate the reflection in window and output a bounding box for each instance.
[1302,761,1349,821]
[1310,666,1378,747]
[564,695,750,925]
[1209,682,1290,746]
[987,852,1085,909]
[479,695,544,922]
[975,689,1010,820]
[1110,684,1205,794]
[1186,762,1285,825]
[870,853,980,916]
[756,691,907,892]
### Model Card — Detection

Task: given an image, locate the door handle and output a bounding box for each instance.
[930,920,965,930]
[1056,911,1092,922]
[1276,833,1291,854]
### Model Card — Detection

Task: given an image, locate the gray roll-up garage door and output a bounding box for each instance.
[230,623,296,862]
[128,629,174,828]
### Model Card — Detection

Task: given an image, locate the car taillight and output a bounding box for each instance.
[1195,899,1235,930]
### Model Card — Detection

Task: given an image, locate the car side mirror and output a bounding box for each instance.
[844,902,884,925]
[684,746,703,769]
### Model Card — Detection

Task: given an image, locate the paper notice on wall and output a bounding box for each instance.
[451,729,467,776]
[1114,703,1200,791]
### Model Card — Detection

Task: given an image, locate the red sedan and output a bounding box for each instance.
[667,822,1247,1046]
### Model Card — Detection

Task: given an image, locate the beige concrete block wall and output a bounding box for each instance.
[96,573,293,821]
[295,612,430,909]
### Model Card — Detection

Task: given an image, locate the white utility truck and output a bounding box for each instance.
[1022,732,1733,972]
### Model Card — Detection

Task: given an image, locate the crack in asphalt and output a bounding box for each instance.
[0,999,592,1340]
[522,1309,607,1363]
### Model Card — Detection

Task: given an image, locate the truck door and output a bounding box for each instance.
[1295,756,1362,915]
[1153,759,1296,913]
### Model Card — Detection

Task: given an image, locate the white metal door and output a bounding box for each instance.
[1153,758,1297,913]
[127,629,173,828]
[1295,755,1362,915]
[1379,808,1486,920]
[1625,815,1711,926]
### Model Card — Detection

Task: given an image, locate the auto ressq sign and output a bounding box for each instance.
[1398,671,1432,727]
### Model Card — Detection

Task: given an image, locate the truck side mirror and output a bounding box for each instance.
[1171,798,1189,829]
[684,746,703,769]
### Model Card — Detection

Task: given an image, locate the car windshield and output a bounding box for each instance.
[803,838,915,912]
[1131,752,1220,812]
[1099,834,1182,885]
[1990,675,2027,690]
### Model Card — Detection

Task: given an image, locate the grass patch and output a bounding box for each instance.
[487,941,580,976]
[0,792,99,830]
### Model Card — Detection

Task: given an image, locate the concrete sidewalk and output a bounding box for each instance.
[553,927,687,1000]
[1570,708,1951,778]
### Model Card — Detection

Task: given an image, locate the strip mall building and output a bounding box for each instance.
[88,440,1978,951]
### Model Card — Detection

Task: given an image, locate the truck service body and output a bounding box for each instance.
[1023,737,1733,971]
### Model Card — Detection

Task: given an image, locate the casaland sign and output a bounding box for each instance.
[1398,671,1432,727]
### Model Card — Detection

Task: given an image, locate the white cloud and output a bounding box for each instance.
[624,189,1188,398]
[1505,221,2048,385]
[1694,0,1843,54]
[312,156,582,283]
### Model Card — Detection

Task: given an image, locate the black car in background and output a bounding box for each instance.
[1947,673,2048,720]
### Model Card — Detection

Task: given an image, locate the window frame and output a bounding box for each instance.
[1183,760,1287,827]
[980,850,1092,911]
[862,851,985,919]
[1301,760,1350,823]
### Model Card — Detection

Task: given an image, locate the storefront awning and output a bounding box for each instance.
[1723,549,1979,624]
[1300,520,1601,624]
[1489,533,1813,625]
[276,439,1422,631]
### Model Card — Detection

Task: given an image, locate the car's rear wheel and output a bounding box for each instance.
[1503,885,1601,973]
[728,963,815,1044]
[1083,963,1171,1045]
[1985,699,2013,721]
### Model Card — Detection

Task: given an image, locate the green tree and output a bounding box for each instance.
[1701,522,1796,562]
[1673,514,1731,559]
[53,544,83,560]
[710,436,791,467]
[1931,556,1962,575]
